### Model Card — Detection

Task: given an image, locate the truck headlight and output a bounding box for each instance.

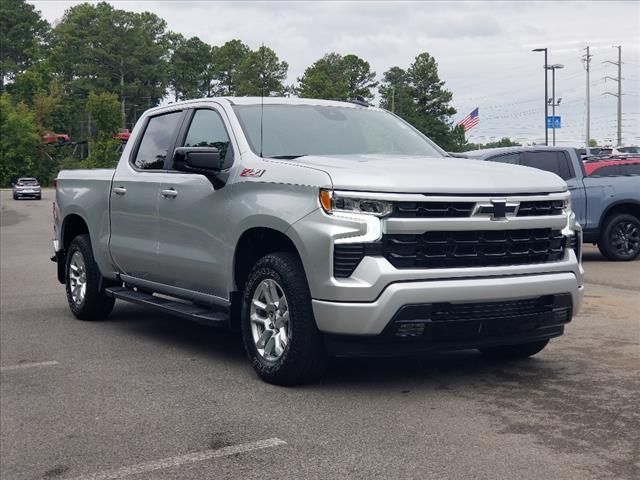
[319,189,393,217]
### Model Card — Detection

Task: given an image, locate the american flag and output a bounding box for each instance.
[458,108,479,132]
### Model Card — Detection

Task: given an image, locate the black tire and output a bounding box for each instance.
[36,195,41,200]
[597,213,640,261]
[241,252,326,385]
[479,339,549,360]
[13,194,18,200]
[65,234,115,320]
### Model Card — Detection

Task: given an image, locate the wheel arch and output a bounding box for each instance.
[598,200,640,235]
[231,227,305,330]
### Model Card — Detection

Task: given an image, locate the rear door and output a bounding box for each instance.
[109,110,184,280]
[154,107,236,300]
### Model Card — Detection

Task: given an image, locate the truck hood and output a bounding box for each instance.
[296,154,567,194]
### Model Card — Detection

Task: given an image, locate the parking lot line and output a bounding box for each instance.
[66,438,287,480]
[0,361,59,372]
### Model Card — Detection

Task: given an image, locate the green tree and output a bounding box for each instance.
[0,94,43,186]
[49,2,170,129]
[86,91,120,137]
[378,66,413,116]
[342,54,378,101]
[297,53,377,101]
[168,36,213,100]
[213,39,250,95]
[297,53,348,100]
[0,0,49,92]
[589,138,598,147]
[236,46,288,96]
[379,52,457,149]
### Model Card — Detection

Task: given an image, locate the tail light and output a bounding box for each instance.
[52,179,57,189]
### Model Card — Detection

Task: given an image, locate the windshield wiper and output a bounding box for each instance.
[266,155,307,160]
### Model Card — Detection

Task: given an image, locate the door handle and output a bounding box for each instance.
[112,186,127,195]
[161,189,178,198]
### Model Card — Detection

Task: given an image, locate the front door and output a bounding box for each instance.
[155,107,236,300]
[109,110,183,281]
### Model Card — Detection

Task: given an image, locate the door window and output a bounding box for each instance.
[183,109,233,165]
[522,151,573,180]
[133,111,182,170]
[488,153,520,164]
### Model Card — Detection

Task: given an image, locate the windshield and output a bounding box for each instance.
[232,104,446,158]
[18,178,38,184]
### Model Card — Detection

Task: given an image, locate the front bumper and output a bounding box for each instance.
[313,271,583,338]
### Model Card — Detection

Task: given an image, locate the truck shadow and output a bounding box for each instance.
[106,301,561,387]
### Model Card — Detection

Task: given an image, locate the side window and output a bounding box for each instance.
[133,112,182,170]
[522,152,572,180]
[489,153,520,164]
[183,109,233,165]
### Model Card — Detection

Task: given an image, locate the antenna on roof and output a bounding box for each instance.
[259,44,265,158]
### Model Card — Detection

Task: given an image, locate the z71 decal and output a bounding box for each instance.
[240,168,266,177]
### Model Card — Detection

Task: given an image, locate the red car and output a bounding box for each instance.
[42,132,70,144]
[583,157,640,176]
[112,128,131,142]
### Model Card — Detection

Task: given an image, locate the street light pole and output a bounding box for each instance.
[547,64,564,146]
[533,48,549,145]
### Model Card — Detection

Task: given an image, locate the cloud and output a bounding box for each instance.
[29,0,640,145]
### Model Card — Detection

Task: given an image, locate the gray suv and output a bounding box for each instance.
[13,177,41,200]
[53,98,584,385]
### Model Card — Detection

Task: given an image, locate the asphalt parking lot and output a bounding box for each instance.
[1,189,638,480]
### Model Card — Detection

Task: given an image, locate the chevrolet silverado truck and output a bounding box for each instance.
[53,98,584,385]
[463,146,640,261]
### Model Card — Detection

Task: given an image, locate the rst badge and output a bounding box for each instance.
[240,168,266,177]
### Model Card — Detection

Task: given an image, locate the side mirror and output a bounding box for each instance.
[173,147,222,173]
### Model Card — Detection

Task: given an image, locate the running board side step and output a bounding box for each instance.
[105,286,229,327]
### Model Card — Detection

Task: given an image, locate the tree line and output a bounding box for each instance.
[2,0,481,186]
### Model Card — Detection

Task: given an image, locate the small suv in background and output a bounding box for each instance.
[13,178,42,200]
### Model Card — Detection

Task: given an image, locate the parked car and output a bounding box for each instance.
[112,128,131,142]
[13,177,42,200]
[583,157,640,176]
[53,98,583,385]
[462,146,640,261]
[42,132,70,145]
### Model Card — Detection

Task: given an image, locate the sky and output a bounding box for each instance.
[30,0,640,147]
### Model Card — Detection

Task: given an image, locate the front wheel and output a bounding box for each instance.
[597,213,640,261]
[65,234,115,320]
[241,252,326,385]
[479,339,549,360]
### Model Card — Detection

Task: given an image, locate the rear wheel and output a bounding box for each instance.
[241,252,326,385]
[597,213,640,261]
[65,234,115,320]
[479,339,549,360]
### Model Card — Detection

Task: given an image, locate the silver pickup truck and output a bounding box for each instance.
[53,97,584,385]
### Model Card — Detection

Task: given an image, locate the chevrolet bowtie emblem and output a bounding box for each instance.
[474,200,519,220]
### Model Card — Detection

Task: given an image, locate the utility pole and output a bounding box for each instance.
[391,86,395,113]
[120,57,126,129]
[582,46,592,152]
[547,64,563,146]
[603,45,622,146]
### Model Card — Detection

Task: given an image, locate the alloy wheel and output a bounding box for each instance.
[250,279,290,361]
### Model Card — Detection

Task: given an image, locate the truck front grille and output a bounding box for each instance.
[391,200,565,218]
[517,200,565,217]
[383,228,566,269]
[394,202,475,218]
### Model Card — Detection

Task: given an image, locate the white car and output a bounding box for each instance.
[13,177,42,200]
